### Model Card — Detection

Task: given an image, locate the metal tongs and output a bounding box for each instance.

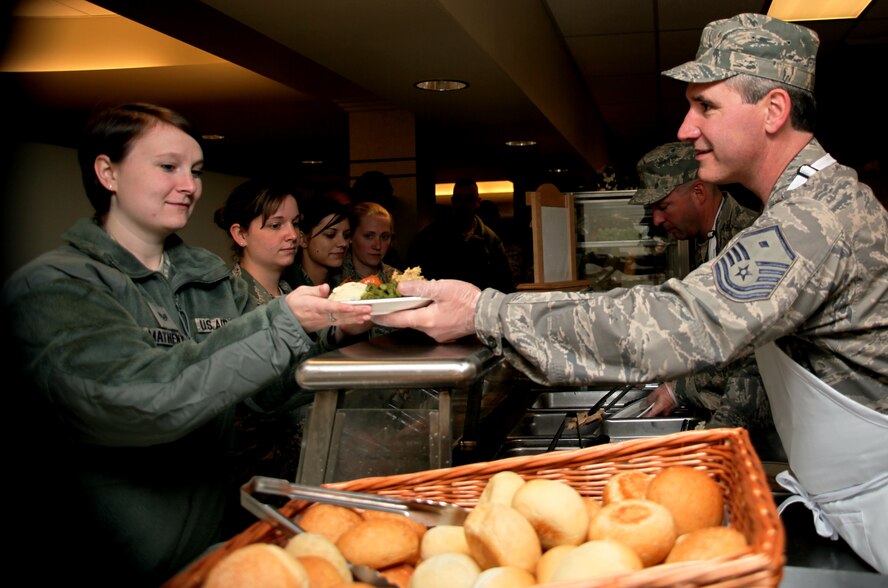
[546,383,636,451]
[240,476,470,586]
[241,477,394,587]
[244,476,469,526]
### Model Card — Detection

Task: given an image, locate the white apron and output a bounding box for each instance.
[755,342,888,573]
[754,153,888,574]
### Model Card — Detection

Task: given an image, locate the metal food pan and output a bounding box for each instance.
[530,385,654,410]
[495,416,703,459]
[508,411,700,438]
[495,437,583,459]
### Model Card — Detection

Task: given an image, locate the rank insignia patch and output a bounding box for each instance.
[713,225,796,301]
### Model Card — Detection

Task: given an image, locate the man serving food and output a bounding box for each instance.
[375,13,888,572]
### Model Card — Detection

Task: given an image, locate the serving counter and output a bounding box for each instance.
[294,329,503,484]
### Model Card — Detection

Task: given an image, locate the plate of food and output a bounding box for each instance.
[329,267,430,315]
[340,296,432,316]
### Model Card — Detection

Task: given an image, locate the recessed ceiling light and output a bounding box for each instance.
[201,134,224,141]
[505,140,536,147]
[548,168,568,174]
[301,160,324,165]
[414,79,469,92]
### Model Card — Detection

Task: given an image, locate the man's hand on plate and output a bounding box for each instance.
[372,279,481,342]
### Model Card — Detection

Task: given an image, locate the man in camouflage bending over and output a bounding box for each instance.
[628,142,777,456]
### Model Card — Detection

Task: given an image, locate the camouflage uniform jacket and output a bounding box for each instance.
[474,139,887,414]
[677,192,765,428]
[689,192,759,269]
[1,218,322,583]
[232,262,292,304]
[227,265,315,490]
[334,251,397,286]
[285,263,339,290]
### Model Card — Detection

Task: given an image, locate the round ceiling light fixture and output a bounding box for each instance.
[414,79,469,92]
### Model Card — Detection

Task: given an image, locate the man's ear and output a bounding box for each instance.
[764,88,792,134]
[691,180,707,204]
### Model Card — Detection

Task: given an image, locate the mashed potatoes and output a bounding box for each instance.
[329,282,368,302]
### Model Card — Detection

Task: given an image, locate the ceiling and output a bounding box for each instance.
[3,0,887,194]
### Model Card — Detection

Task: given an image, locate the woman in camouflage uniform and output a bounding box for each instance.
[214,180,313,518]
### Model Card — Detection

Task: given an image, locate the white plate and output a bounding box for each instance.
[340,296,432,316]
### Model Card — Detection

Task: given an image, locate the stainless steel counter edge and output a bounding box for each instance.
[296,332,501,389]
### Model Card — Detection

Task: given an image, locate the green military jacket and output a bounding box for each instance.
[2,218,318,584]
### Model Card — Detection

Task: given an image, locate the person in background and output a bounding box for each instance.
[352,169,396,211]
[338,200,398,284]
[213,179,313,507]
[476,199,502,236]
[284,196,351,289]
[323,182,354,207]
[351,170,403,268]
[376,14,887,572]
[628,142,774,455]
[631,142,760,270]
[407,177,514,292]
[0,103,372,585]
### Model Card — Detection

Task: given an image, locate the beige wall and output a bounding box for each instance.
[2,142,248,283]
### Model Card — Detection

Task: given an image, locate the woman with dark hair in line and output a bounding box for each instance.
[284,196,351,289]
[213,179,316,524]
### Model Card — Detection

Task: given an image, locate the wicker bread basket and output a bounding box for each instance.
[164,427,784,587]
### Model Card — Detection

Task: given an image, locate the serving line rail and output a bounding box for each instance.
[294,329,502,485]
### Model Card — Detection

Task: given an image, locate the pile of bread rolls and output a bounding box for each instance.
[203,466,750,587]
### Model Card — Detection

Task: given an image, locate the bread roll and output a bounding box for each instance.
[603,471,653,504]
[535,544,576,585]
[299,503,363,544]
[463,502,541,572]
[285,532,352,584]
[361,509,427,543]
[420,525,471,560]
[583,497,603,540]
[647,466,724,535]
[666,526,748,563]
[588,498,676,566]
[550,539,643,582]
[511,478,588,549]
[471,566,536,588]
[478,471,526,506]
[336,517,420,569]
[410,552,481,588]
[379,562,413,588]
[296,555,343,588]
[205,543,310,588]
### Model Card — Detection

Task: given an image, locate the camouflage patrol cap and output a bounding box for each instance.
[662,13,818,91]
[629,142,698,206]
